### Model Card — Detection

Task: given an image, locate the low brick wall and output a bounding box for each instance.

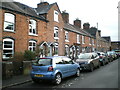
[2,60,34,79]
[22,61,32,75]
[2,62,13,79]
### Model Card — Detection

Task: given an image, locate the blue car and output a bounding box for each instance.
[31,56,80,85]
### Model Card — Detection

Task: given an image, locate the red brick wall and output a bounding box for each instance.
[46,4,65,56]
[2,10,47,53]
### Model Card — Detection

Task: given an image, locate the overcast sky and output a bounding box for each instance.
[12,0,119,41]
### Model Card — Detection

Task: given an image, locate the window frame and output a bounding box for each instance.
[54,27,59,40]
[82,35,85,44]
[29,19,37,36]
[4,13,15,32]
[54,43,59,55]
[3,38,14,59]
[65,45,69,56]
[54,10,59,22]
[89,37,92,45]
[77,34,80,44]
[65,31,69,42]
[28,40,36,52]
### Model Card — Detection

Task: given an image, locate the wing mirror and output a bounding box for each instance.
[91,55,94,59]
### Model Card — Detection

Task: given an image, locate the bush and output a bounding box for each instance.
[24,50,36,61]
[12,52,24,75]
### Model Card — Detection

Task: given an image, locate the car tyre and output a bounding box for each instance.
[90,63,94,72]
[32,78,39,83]
[54,73,62,85]
[102,61,105,66]
[76,68,80,77]
[98,62,101,68]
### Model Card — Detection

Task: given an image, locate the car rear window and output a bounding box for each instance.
[78,54,91,59]
[33,58,52,66]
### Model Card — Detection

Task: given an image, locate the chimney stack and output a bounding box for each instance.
[37,2,49,8]
[83,23,90,30]
[74,19,81,28]
[62,11,69,23]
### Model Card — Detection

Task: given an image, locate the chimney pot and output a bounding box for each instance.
[74,19,81,28]
[83,23,90,29]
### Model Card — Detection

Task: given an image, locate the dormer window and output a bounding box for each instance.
[4,13,15,32]
[29,19,37,36]
[54,10,59,22]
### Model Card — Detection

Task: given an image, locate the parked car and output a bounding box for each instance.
[97,52,109,66]
[76,52,100,72]
[107,51,117,61]
[30,56,80,85]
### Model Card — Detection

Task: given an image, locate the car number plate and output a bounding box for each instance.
[34,74,44,77]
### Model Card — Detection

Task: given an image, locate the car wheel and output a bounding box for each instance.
[54,73,62,85]
[102,61,105,66]
[90,63,94,72]
[98,62,101,68]
[76,69,80,77]
[32,78,39,83]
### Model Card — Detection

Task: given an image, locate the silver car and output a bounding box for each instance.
[76,53,100,72]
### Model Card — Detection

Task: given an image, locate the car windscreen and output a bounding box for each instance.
[33,58,52,66]
[78,54,91,59]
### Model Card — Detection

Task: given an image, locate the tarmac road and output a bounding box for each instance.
[9,59,119,89]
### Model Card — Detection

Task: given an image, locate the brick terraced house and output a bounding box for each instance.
[0,1,111,60]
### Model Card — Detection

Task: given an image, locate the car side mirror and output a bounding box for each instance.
[91,55,94,59]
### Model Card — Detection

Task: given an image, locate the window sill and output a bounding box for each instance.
[65,40,69,42]
[77,42,80,44]
[29,34,38,37]
[4,30,15,33]
[54,37,59,40]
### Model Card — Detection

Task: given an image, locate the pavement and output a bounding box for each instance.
[2,74,32,89]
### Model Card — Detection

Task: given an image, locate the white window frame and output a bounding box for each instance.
[89,37,92,45]
[54,10,59,22]
[77,34,80,44]
[3,38,14,59]
[29,19,37,36]
[4,13,15,32]
[92,39,94,46]
[54,27,59,40]
[65,31,69,42]
[54,43,59,56]
[65,45,69,56]
[82,36,85,44]
[28,40,36,52]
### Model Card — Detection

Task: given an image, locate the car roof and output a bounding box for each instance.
[40,56,68,59]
